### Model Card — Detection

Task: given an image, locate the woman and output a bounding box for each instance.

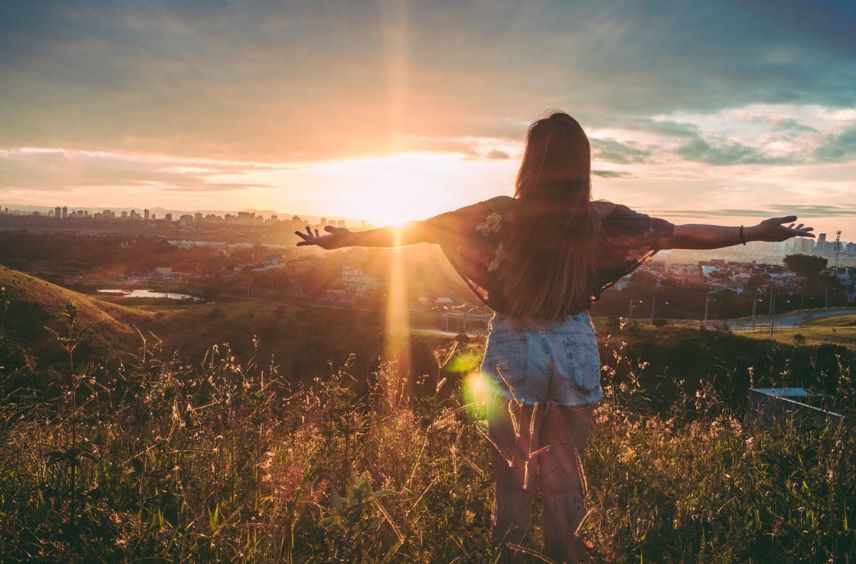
[295,112,814,562]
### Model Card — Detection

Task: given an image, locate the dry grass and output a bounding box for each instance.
[0,311,854,562]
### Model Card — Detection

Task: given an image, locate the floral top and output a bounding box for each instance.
[419,196,675,314]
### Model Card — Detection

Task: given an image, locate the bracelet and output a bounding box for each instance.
[739,225,746,245]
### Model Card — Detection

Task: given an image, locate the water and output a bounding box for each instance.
[97,289,201,302]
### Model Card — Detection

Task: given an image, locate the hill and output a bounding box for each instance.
[0,266,153,370]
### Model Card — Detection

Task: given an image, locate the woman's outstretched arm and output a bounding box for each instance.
[660,215,815,250]
[294,221,433,249]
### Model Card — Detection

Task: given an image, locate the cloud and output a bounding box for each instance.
[664,204,856,218]
[676,137,795,165]
[0,1,854,161]
[591,138,651,164]
[0,148,273,192]
[623,118,700,138]
[485,149,511,160]
[772,118,818,133]
[593,170,631,178]
[814,127,856,162]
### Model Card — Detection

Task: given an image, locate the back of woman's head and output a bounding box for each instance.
[502,112,596,321]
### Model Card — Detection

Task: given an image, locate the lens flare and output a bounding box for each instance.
[462,371,502,420]
[383,226,411,403]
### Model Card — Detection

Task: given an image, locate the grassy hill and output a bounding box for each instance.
[137,298,455,386]
[0,266,154,370]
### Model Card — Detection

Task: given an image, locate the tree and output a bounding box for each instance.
[783,254,827,278]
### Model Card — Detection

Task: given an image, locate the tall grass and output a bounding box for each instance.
[0,307,853,562]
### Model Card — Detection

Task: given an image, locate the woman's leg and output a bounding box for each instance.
[537,402,594,563]
[487,396,538,561]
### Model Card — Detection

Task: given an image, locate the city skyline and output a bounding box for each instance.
[0,1,854,235]
[3,201,855,269]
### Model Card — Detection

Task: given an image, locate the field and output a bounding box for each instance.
[737,313,856,350]
[0,269,854,561]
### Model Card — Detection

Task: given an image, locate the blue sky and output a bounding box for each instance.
[0,0,854,232]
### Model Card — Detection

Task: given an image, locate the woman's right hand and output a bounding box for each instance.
[295,225,352,249]
[748,216,815,242]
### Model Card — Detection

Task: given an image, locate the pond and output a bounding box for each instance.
[97,289,202,302]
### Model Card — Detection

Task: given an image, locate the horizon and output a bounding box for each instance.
[1,1,854,237]
[1,201,852,256]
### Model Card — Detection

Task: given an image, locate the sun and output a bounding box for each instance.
[320,152,471,226]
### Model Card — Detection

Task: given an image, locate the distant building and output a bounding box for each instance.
[235,211,257,225]
[816,233,829,255]
[164,213,173,222]
[340,266,380,296]
[179,214,194,226]
[54,206,62,218]
[144,209,150,220]
[61,206,68,219]
[337,219,346,228]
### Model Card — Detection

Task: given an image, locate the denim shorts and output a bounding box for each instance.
[480,311,603,406]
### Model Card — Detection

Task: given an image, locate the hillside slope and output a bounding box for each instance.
[0,266,153,370]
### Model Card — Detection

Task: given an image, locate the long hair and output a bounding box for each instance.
[501,112,597,321]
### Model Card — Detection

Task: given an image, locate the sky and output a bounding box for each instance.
[0,0,854,236]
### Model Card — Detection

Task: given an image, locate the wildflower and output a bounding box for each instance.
[464,509,475,525]
[618,447,637,463]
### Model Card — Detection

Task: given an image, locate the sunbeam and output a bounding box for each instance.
[383,225,412,404]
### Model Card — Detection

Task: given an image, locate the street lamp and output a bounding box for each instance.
[628,297,644,319]
[701,290,713,329]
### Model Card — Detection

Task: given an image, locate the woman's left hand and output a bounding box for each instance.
[749,216,815,242]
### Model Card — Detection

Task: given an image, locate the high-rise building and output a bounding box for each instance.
[61,206,68,219]
[793,237,813,254]
[164,213,173,222]
[816,233,828,255]
[144,209,150,221]
[54,206,62,218]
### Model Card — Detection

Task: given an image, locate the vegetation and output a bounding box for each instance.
[783,253,828,278]
[0,288,853,561]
